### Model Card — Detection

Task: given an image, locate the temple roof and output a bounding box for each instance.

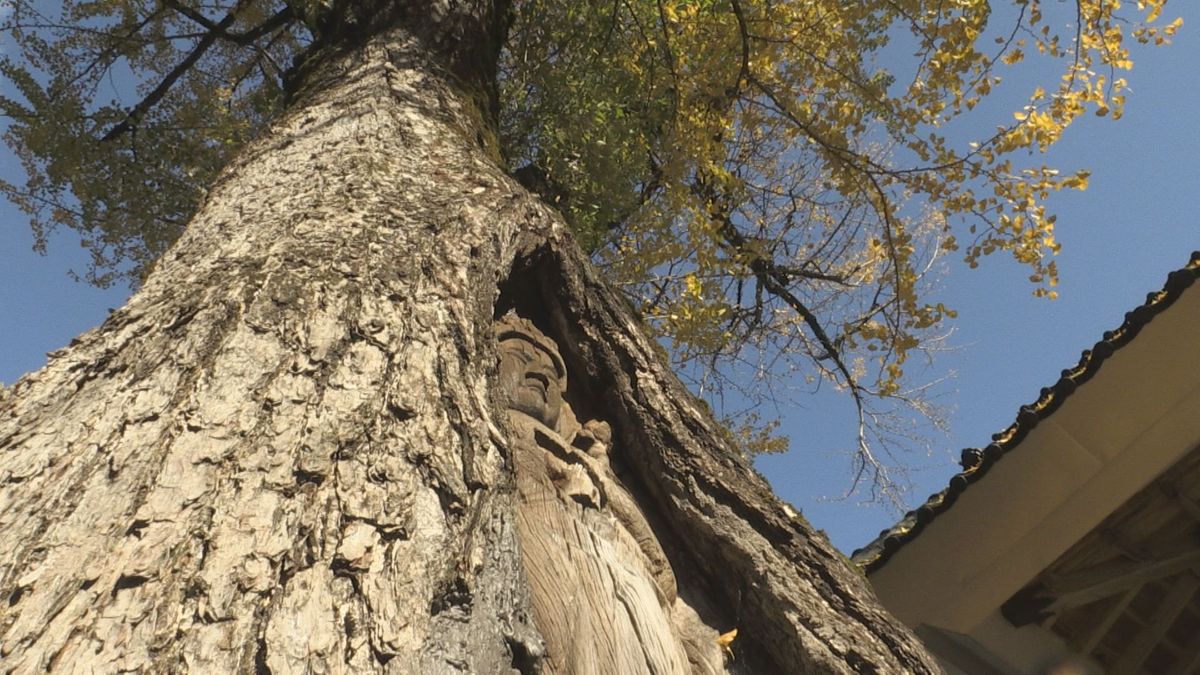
[852,251,1200,573]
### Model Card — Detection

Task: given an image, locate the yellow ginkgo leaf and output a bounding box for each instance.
[715,627,738,659]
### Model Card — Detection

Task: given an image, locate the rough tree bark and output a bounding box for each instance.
[0,3,939,673]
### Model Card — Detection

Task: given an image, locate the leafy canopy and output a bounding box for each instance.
[501,0,1176,499]
[0,0,1179,501]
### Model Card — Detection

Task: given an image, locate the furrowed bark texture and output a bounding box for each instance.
[1,27,545,674]
[0,9,939,675]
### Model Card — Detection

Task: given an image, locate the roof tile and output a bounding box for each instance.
[851,251,1200,572]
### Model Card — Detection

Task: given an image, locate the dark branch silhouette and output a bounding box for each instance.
[101,2,294,142]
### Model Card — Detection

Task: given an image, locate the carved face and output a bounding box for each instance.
[498,336,564,429]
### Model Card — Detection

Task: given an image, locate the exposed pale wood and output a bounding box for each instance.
[496,318,726,674]
[510,412,724,674]
[1047,547,1200,611]
[1110,572,1200,675]
[1080,587,1139,655]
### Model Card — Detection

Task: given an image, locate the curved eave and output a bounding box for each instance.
[851,250,1200,573]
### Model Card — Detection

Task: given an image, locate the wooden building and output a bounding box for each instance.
[853,252,1200,674]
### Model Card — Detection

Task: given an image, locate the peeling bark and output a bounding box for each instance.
[1,25,543,674]
[0,7,939,675]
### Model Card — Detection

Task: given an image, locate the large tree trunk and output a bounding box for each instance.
[0,5,938,673]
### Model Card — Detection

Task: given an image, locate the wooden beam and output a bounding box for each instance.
[1110,572,1199,675]
[1080,586,1138,655]
[1161,481,1200,524]
[1046,547,1200,611]
[1041,611,1059,630]
[1100,526,1148,562]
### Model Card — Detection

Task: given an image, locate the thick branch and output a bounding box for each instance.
[162,0,295,46]
[101,4,242,141]
[101,1,294,142]
[695,177,902,503]
[694,180,855,390]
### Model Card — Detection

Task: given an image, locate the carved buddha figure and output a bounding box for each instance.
[495,314,726,675]
[495,320,565,430]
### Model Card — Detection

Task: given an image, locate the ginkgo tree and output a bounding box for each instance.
[0,0,1180,672]
[0,1,1177,495]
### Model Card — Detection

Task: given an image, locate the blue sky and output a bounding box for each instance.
[759,7,1200,552]
[1,6,1197,555]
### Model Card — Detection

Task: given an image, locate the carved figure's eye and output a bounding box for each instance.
[525,371,551,389]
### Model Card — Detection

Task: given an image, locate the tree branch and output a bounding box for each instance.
[695,176,903,506]
[100,7,240,141]
[163,0,295,46]
[100,1,294,142]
